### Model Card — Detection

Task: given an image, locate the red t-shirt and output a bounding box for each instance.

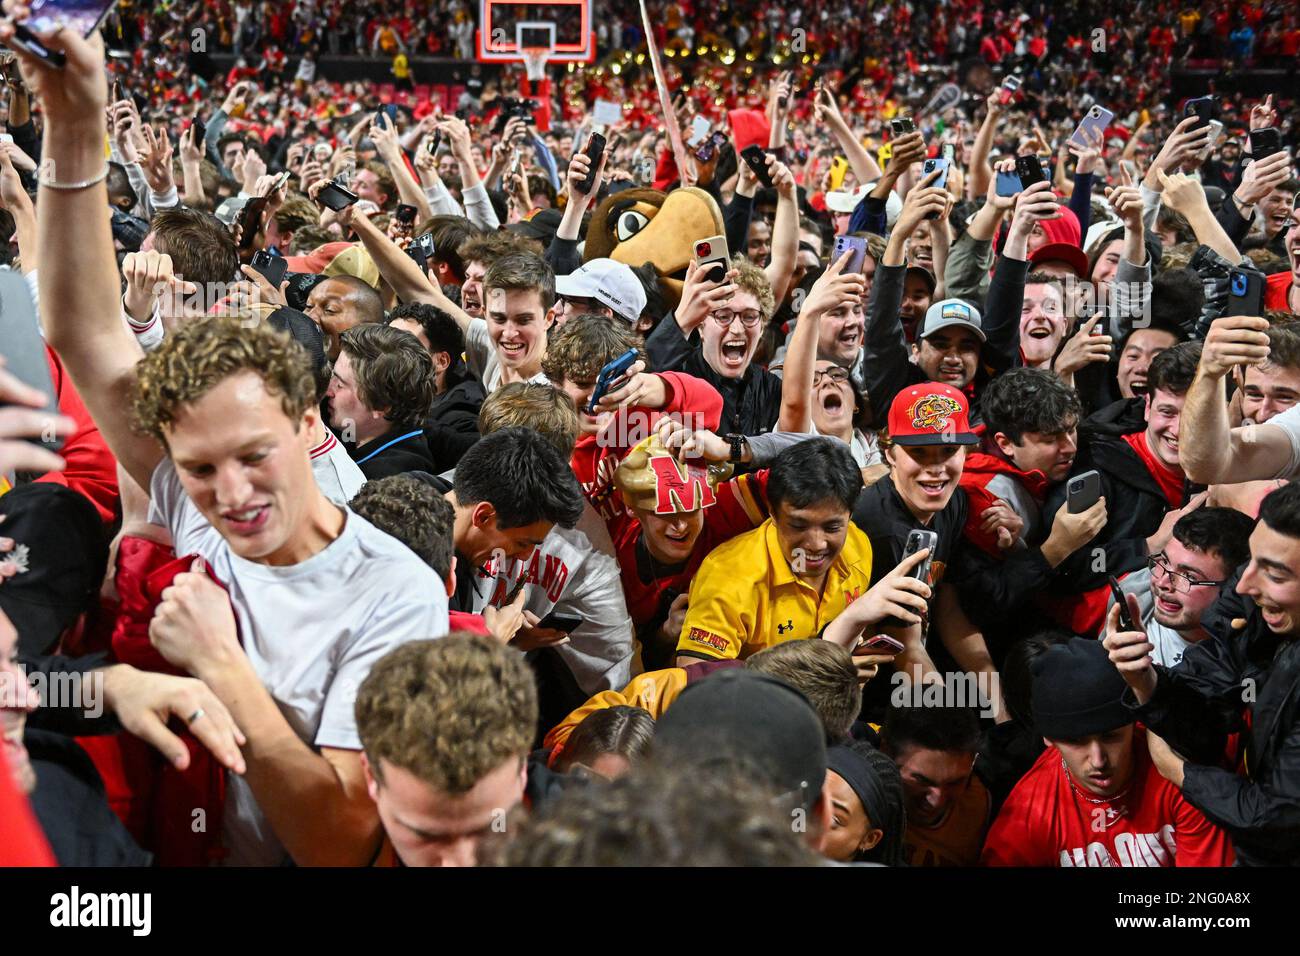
[1122,431,1184,508]
[1265,271,1294,314]
[982,734,1234,867]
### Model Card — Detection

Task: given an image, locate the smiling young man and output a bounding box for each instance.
[24,24,447,866]
[464,250,555,392]
[1017,273,1070,370]
[355,634,536,867]
[961,369,1081,556]
[983,638,1232,867]
[675,438,872,665]
[1041,343,1204,635]
[1105,481,1300,866]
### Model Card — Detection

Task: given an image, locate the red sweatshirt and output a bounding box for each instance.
[571,371,724,524]
[982,733,1233,867]
[35,347,119,526]
[958,451,1049,558]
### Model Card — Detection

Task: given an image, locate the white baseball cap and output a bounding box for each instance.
[555,258,648,324]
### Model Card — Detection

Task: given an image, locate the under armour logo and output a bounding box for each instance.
[777,620,794,635]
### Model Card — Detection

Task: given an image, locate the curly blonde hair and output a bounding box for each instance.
[730,255,776,321]
[356,635,538,793]
[132,316,317,444]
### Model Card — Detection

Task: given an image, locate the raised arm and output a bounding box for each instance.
[812,82,882,186]
[9,21,163,491]
[1180,316,1293,484]
[368,113,433,222]
[764,156,799,304]
[778,252,863,432]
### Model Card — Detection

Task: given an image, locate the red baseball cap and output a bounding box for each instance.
[887,383,980,446]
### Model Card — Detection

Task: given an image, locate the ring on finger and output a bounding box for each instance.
[187,708,206,724]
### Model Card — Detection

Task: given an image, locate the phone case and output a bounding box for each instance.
[1067,470,1102,513]
[1068,105,1114,148]
[832,235,868,274]
[693,234,730,283]
[995,169,1023,197]
[1226,269,1265,317]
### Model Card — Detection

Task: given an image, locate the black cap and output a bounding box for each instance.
[653,669,827,811]
[0,483,108,658]
[507,207,563,242]
[1031,638,1132,740]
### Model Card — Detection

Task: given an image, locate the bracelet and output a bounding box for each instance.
[38,163,109,191]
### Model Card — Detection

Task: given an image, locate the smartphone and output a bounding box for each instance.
[1015,154,1048,188]
[941,143,956,165]
[686,115,711,147]
[693,234,730,284]
[1109,575,1136,631]
[0,271,63,455]
[902,529,938,584]
[922,155,950,188]
[395,203,418,226]
[1183,95,1216,132]
[1066,469,1101,513]
[995,167,1023,197]
[537,611,582,634]
[427,129,443,155]
[315,179,359,211]
[586,348,640,413]
[999,75,1022,105]
[860,634,905,654]
[249,249,287,288]
[1226,267,1266,318]
[889,116,915,136]
[577,131,606,195]
[832,234,868,274]
[406,231,435,271]
[112,79,123,104]
[740,144,774,188]
[312,141,333,162]
[695,130,727,163]
[1068,104,1114,148]
[191,118,207,151]
[9,0,116,68]
[1249,127,1282,162]
[237,196,269,251]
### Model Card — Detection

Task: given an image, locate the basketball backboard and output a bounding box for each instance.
[477,0,595,62]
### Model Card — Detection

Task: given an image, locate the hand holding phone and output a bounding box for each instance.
[740,145,775,188]
[1066,470,1101,513]
[586,349,640,414]
[1109,575,1137,632]
[692,235,731,285]
[576,131,606,196]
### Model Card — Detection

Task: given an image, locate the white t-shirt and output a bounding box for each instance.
[464,318,549,393]
[149,458,449,866]
[1265,404,1300,478]
[467,502,633,695]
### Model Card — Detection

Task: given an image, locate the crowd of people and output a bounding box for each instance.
[0,0,1298,870]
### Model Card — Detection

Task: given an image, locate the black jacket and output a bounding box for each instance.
[861,262,1019,432]
[1041,398,1191,596]
[424,374,484,472]
[1127,569,1300,865]
[644,317,782,435]
[350,423,438,480]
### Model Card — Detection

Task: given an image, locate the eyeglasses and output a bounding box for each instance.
[1148,552,1223,593]
[710,309,764,328]
[813,367,851,386]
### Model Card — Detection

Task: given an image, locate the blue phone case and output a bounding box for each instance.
[586,349,640,413]
[995,169,1023,197]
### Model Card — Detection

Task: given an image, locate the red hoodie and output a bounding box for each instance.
[958,451,1050,557]
[572,371,724,524]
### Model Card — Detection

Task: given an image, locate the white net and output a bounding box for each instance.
[522,48,550,83]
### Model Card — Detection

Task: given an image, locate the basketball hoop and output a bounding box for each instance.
[522,46,551,83]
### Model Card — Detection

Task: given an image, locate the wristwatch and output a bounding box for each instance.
[726,433,748,464]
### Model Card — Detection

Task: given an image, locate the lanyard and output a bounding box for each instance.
[355,430,423,465]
